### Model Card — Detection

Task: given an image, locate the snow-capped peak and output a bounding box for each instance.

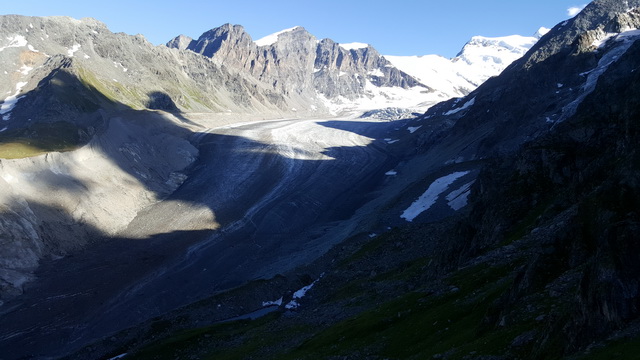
[535,27,551,39]
[385,29,542,100]
[461,34,538,57]
[339,42,369,50]
[255,26,301,46]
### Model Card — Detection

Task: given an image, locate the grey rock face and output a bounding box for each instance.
[165,34,194,50]
[170,24,426,102]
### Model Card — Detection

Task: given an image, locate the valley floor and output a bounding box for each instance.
[0,112,451,359]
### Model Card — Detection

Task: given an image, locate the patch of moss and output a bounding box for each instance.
[77,68,145,109]
[0,122,82,159]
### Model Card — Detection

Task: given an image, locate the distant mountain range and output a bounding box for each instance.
[385,27,549,98]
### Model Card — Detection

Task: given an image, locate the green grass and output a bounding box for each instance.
[281,264,516,360]
[0,122,82,159]
[131,313,282,360]
[128,250,524,360]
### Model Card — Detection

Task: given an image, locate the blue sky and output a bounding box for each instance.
[3,0,587,57]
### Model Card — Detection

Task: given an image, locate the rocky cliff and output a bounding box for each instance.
[168,24,427,112]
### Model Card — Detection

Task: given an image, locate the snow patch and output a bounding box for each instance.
[446,181,475,211]
[535,27,551,39]
[285,278,320,310]
[0,35,28,52]
[18,65,33,75]
[106,354,127,360]
[262,297,283,307]
[368,69,384,77]
[67,44,81,57]
[567,5,587,17]
[563,28,640,121]
[401,171,470,222]
[592,32,619,48]
[113,61,128,72]
[339,42,368,50]
[1,82,29,121]
[255,26,300,47]
[407,126,422,133]
[444,97,475,116]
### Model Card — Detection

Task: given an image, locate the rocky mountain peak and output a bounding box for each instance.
[166,24,425,112]
[185,23,253,59]
[165,34,194,50]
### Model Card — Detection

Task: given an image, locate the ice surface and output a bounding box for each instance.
[255,26,300,46]
[316,80,431,115]
[401,171,470,222]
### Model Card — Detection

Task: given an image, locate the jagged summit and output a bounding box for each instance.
[167,23,427,113]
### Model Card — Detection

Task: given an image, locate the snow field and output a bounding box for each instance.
[401,171,470,222]
[255,26,301,46]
